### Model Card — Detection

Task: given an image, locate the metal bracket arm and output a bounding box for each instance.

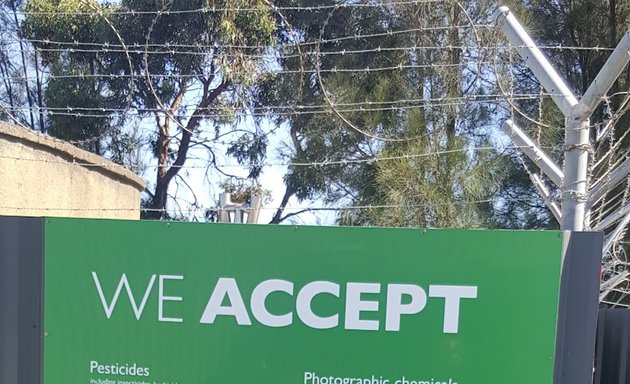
[502,119,564,187]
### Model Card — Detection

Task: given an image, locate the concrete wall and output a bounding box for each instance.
[0,122,145,220]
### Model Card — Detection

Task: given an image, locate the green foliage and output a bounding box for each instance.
[267,0,508,228]
[489,155,559,230]
[21,0,278,216]
[22,0,103,64]
[44,62,111,153]
[226,131,267,179]
[14,0,627,228]
[367,134,503,228]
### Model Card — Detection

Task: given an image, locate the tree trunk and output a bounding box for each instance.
[147,81,229,219]
[11,3,35,129]
[269,185,296,224]
[34,49,45,132]
[148,117,171,219]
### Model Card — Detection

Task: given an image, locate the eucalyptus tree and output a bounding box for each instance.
[22,0,277,218]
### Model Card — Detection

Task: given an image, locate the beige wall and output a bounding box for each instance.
[0,122,145,220]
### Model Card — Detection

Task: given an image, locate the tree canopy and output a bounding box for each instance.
[0,0,628,231]
[20,0,277,217]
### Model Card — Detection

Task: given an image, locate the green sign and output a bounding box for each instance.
[42,218,565,384]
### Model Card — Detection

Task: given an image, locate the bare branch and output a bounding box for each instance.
[163,80,231,186]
